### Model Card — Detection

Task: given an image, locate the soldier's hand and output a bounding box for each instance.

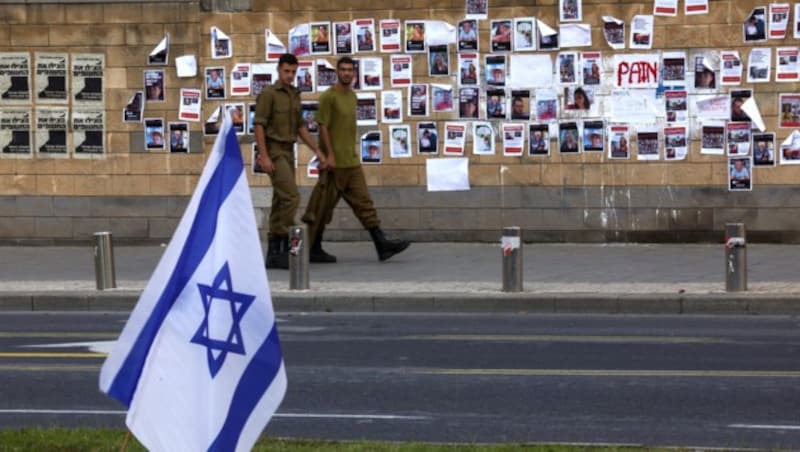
[257,154,275,175]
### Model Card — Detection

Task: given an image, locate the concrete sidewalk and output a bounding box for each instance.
[0,242,798,314]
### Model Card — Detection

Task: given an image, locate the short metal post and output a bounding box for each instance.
[725,223,747,292]
[289,224,309,290]
[93,231,116,290]
[502,226,523,292]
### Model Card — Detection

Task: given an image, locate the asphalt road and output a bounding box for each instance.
[1,311,800,448]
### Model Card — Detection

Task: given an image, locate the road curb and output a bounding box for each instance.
[0,291,799,315]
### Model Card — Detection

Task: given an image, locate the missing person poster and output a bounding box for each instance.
[144,69,165,103]
[608,124,630,159]
[583,120,604,152]
[35,52,67,103]
[230,63,251,96]
[458,19,479,51]
[409,84,429,117]
[728,157,753,191]
[361,130,382,164]
[316,59,337,92]
[380,20,402,53]
[405,20,426,53]
[251,63,277,96]
[529,123,550,156]
[663,125,688,160]
[389,124,411,158]
[289,24,311,57]
[665,90,687,122]
[301,101,319,134]
[179,88,202,122]
[144,117,165,151]
[72,54,104,105]
[472,122,495,155]
[458,52,479,86]
[701,121,725,155]
[727,121,751,156]
[355,19,376,53]
[490,19,513,52]
[720,50,742,85]
[390,55,413,87]
[35,106,68,157]
[0,53,31,105]
[502,123,525,156]
[72,108,105,156]
[123,91,144,123]
[443,122,467,156]
[211,27,233,59]
[0,108,32,157]
[356,92,378,126]
[432,84,454,112]
[310,22,331,55]
[334,22,354,55]
[381,90,403,123]
[636,128,659,160]
[168,122,190,153]
[417,121,438,154]
[360,57,383,90]
[753,132,776,166]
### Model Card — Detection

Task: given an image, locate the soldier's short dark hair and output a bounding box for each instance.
[279,53,298,67]
[337,56,355,69]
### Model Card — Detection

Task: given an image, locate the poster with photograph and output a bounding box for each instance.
[795,4,800,39]
[458,87,479,119]
[0,108,31,157]
[148,34,169,65]
[251,63,277,96]
[602,16,625,50]
[685,0,709,15]
[694,56,717,89]
[230,63,251,96]
[204,106,221,136]
[654,0,678,16]
[72,54,103,105]
[663,125,687,160]
[72,108,104,156]
[558,52,579,85]
[458,20,479,51]
[225,103,245,135]
[35,52,67,103]
[381,90,403,123]
[630,15,654,49]
[490,20,512,52]
[529,123,550,155]
[768,3,790,39]
[662,51,686,83]
[178,88,201,122]
[444,122,467,155]
[334,22,354,55]
[389,124,412,158]
[360,57,383,90]
[564,86,593,111]
[776,47,800,82]
[211,27,232,59]
[665,90,688,123]
[205,67,225,99]
[636,129,659,160]
[514,18,536,51]
[485,55,506,87]
[432,84,454,112]
[727,121,751,156]
[380,20,402,53]
[316,59,337,92]
[390,55,412,87]
[779,93,800,127]
[409,83,429,117]
[289,23,311,57]
[608,124,630,159]
[583,120,604,152]
[301,101,319,134]
[747,47,771,83]
[744,7,767,42]
[509,90,530,120]
[472,122,495,155]
[350,58,361,90]
[730,89,752,122]
[752,132,776,166]
[458,52,479,85]
[701,121,725,155]
[538,19,560,51]
[361,130,382,164]
[417,121,439,154]
[465,0,488,20]
[265,30,286,61]
[123,91,144,123]
[251,143,266,175]
[720,50,742,85]
[247,103,256,135]
[728,157,753,191]
[559,122,580,153]
[536,89,559,121]
[429,45,450,76]
[356,92,378,126]
[296,60,315,93]
[581,52,602,85]
[310,22,331,54]
[486,89,506,119]
[144,69,165,103]
[560,0,582,21]
[405,21,426,53]
[35,107,68,157]
[168,122,190,153]
[355,19,376,53]
[780,130,800,164]
[502,123,525,156]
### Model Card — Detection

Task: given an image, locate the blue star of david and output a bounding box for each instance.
[190,262,255,378]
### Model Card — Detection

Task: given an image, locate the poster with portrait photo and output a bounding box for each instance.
[564,86,593,111]
[458,52,479,86]
[251,63,277,97]
[356,92,378,126]
[538,19,560,51]
[0,108,31,158]
[301,101,320,134]
[630,15,653,49]
[502,123,525,156]
[608,124,630,159]
[465,0,488,20]
[752,132,776,166]
[123,91,144,123]
[486,89,506,119]
[351,58,361,90]
[581,52,602,86]
[458,87,480,119]
[144,69,165,103]
[408,83,429,117]
[700,121,725,155]
[355,19,376,53]
[389,124,411,158]
[728,157,753,191]
[247,103,255,135]
[529,123,550,156]
[694,56,717,89]
[514,18,537,51]
[558,121,580,153]
[72,108,104,157]
[768,3,790,39]
[205,67,226,99]
[583,120,604,152]
[429,45,450,76]
[230,63,251,96]
[779,93,800,128]
[417,121,438,154]
[665,90,687,123]
[310,22,331,55]
[35,52,68,104]
[730,89,752,122]
[178,88,202,122]
[360,57,383,90]
[381,90,403,123]
[390,55,412,87]
[144,117,165,151]
[316,59,337,92]
[602,16,625,50]
[560,0,582,22]
[35,107,68,157]
[334,22,354,55]
[744,7,767,42]
[727,121,751,156]
[490,20,512,52]
[380,20,402,53]
[536,89,559,121]
[432,84,454,113]
[296,60,315,93]
[265,29,287,62]
[444,122,467,156]
[776,47,800,82]
[509,90,530,120]
[361,130,382,164]
[795,4,800,39]
[168,122,190,153]
[211,27,232,59]
[225,103,245,135]
[720,50,742,85]
[558,52,579,85]
[289,23,311,57]
[485,55,506,87]
[636,129,659,160]
[472,122,495,155]
[780,130,800,164]
[405,21,426,53]
[747,47,771,83]
[458,20,479,52]
[204,105,222,136]
[71,53,103,105]
[662,51,686,83]
[663,125,687,160]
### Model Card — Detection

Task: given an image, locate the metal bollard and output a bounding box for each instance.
[501,226,523,292]
[725,223,747,292]
[288,224,309,290]
[93,231,117,290]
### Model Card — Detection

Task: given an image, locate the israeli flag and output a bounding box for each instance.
[99,110,286,452]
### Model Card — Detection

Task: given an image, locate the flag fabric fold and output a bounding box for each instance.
[99,109,286,452]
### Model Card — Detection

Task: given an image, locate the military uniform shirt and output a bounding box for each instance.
[253,80,303,144]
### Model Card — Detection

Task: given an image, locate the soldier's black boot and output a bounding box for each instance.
[368,227,410,262]
[310,231,337,263]
[265,237,289,269]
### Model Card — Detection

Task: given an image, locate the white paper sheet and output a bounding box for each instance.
[559,24,592,47]
[508,54,552,88]
[175,55,197,78]
[426,157,470,191]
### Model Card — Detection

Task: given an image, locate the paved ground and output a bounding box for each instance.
[0,242,798,313]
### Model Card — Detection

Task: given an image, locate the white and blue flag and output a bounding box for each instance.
[99,110,286,452]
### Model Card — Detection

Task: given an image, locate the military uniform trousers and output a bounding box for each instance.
[302,166,380,241]
[267,140,299,239]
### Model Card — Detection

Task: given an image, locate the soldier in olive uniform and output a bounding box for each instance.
[254,53,326,269]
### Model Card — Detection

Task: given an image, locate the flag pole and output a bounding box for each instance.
[119,430,132,452]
